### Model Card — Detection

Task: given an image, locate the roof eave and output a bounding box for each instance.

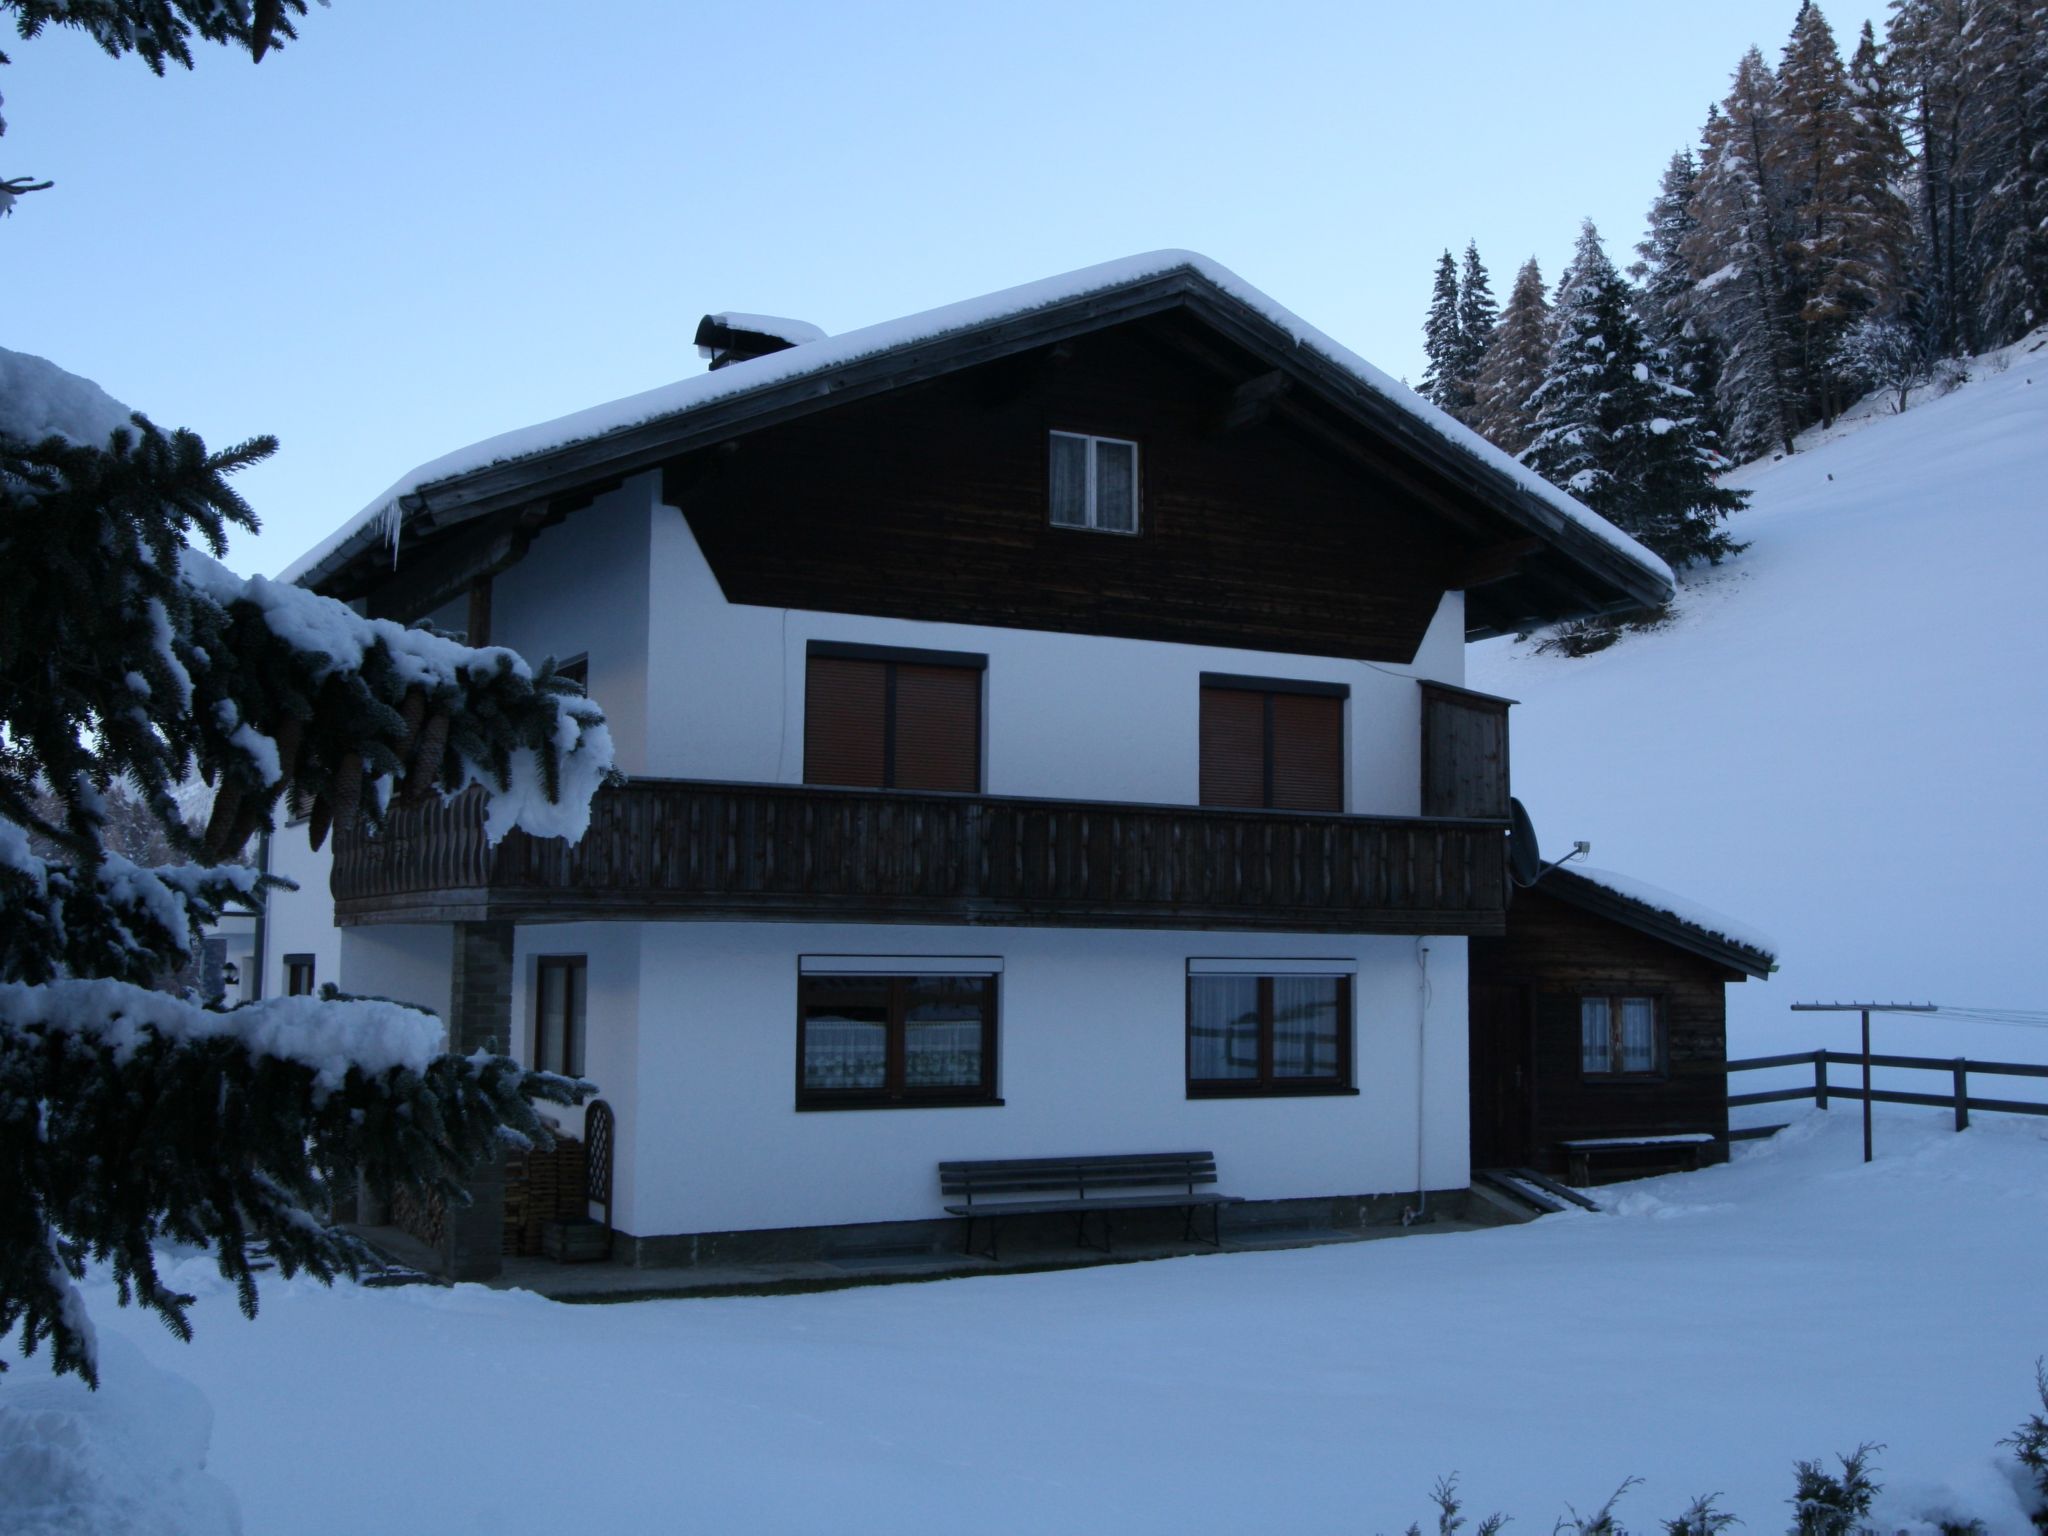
[1536,868,1777,979]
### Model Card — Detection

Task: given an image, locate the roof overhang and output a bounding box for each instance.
[294,260,1675,630]
[1534,866,1776,979]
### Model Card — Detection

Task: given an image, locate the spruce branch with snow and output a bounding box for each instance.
[0,347,617,1385]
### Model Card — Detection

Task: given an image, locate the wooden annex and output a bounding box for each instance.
[1468,866,1775,1182]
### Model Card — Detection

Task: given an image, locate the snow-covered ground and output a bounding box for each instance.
[7,1106,2045,1534]
[1471,334,2048,1076]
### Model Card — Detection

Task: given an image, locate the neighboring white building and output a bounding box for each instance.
[269,252,1672,1276]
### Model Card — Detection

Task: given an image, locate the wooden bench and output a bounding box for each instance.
[939,1152,1243,1260]
[1558,1133,1717,1187]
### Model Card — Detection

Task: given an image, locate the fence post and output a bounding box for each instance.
[1814,1049,1828,1109]
[1953,1059,1969,1132]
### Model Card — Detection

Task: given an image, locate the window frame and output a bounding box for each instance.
[1185,970,1357,1099]
[795,970,1001,1111]
[283,954,316,997]
[534,955,588,1078]
[555,653,589,695]
[1577,991,1668,1081]
[1198,673,1349,813]
[802,640,986,794]
[1048,429,1143,536]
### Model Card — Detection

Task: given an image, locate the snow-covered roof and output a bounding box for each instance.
[1543,863,1778,974]
[280,251,1676,597]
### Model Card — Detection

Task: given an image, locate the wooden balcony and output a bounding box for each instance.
[330,779,1509,935]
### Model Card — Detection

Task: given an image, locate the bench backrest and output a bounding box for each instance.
[939,1152,1219,1203]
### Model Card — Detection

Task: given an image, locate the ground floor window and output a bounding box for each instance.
[797,972,997,1108]
[1580,994,1662,1077]
[535,956,588,1077]
[1187,971,1352,1096]
[284,953,316,996]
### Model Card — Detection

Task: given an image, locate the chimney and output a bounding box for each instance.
[693,312,827,371]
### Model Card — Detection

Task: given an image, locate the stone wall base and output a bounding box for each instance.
[614,1186,1487,1270]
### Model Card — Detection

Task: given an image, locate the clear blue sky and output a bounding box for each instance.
[5,0,1882,578]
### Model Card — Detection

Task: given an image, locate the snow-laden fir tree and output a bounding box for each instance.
[1887,0,1978,355]
[1419,250,1468,422]
[1685,62,1804,459]
[1452,242,1498,423]
[1770,2,1909,422]
[1472,256,1551,456]
[0,345,619,1388]
[1953,0,2048,342]
[1523,221,1746,572]
[1632,149,1725,440]
[0,0,624,1397]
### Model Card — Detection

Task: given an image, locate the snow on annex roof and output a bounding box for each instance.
[281,250,1675,592]
[1546,863,1779,974]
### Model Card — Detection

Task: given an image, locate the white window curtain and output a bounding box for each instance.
[1093,439,1137,532]
[1049,433,1089,527]
[1271,976,1340,1078]
[1619,997,1658,1072]
[1580,997,1612,1073]
[1189,976,1260,1080]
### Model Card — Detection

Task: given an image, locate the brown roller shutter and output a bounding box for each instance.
[1270,693,1343,811]
[1200,688,1266,808]
[804,656,887,787]
[893,663,981,792]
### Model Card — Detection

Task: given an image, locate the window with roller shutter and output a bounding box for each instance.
[1198,675,1345,812]
[803,642,984,793]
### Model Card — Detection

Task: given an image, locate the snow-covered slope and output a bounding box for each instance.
[1471,335,2048,1067]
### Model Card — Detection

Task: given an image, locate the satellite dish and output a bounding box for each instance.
[1508,797,1543,887]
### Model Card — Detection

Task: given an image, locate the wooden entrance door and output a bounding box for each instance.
[1468,983,1533,1167]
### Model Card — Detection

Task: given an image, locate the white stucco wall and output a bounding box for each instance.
[335,924,453,1025]
[597,920,1469,1240]
[634,477,1470,812]
[490,479,655,776]
[508,923,641,1157]
[262,825,341,1001]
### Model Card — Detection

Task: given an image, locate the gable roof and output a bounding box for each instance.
[281,251,1675,629]
[1536,864,1778,979]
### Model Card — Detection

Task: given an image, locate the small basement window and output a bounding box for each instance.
[1049,431,1139,534]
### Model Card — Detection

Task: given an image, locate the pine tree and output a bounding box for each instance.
[1,5,620,1389]
[1772,3,1902,421]
[1453,242,1499,425]
[1889,0,1977,354]
[1955,0,2048,341]
[1686,62,1804,458]
[1524,221,1746,572]
[1420,249,1467,420]
[1632,149,1725,438]
[1473,257,1551,456]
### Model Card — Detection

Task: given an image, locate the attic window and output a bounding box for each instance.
[1049,431,1139,534]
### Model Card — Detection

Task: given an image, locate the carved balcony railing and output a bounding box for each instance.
[331,779,1510,935]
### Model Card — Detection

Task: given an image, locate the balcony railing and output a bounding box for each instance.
[331,779,1508,935]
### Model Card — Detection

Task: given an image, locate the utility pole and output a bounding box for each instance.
[1789,1002,1940,1162]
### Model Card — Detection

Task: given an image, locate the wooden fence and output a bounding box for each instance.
[1727,1048,2048,1138]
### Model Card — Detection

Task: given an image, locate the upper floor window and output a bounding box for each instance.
[803,642,984,793]
[1581,994,1663,1078]
[556,654,588,695]
[1049,431,1140,534]
[1199,674,1346,812]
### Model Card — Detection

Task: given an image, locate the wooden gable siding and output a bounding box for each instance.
[1469,885,1737,1172]
[669,319,1465,664]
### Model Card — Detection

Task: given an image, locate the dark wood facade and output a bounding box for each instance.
[1468,882,1761,1177]
[670,318,1468,665]
[331,778,1509,935]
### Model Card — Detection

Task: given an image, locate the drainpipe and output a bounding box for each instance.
[1403,940,1433,1225]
